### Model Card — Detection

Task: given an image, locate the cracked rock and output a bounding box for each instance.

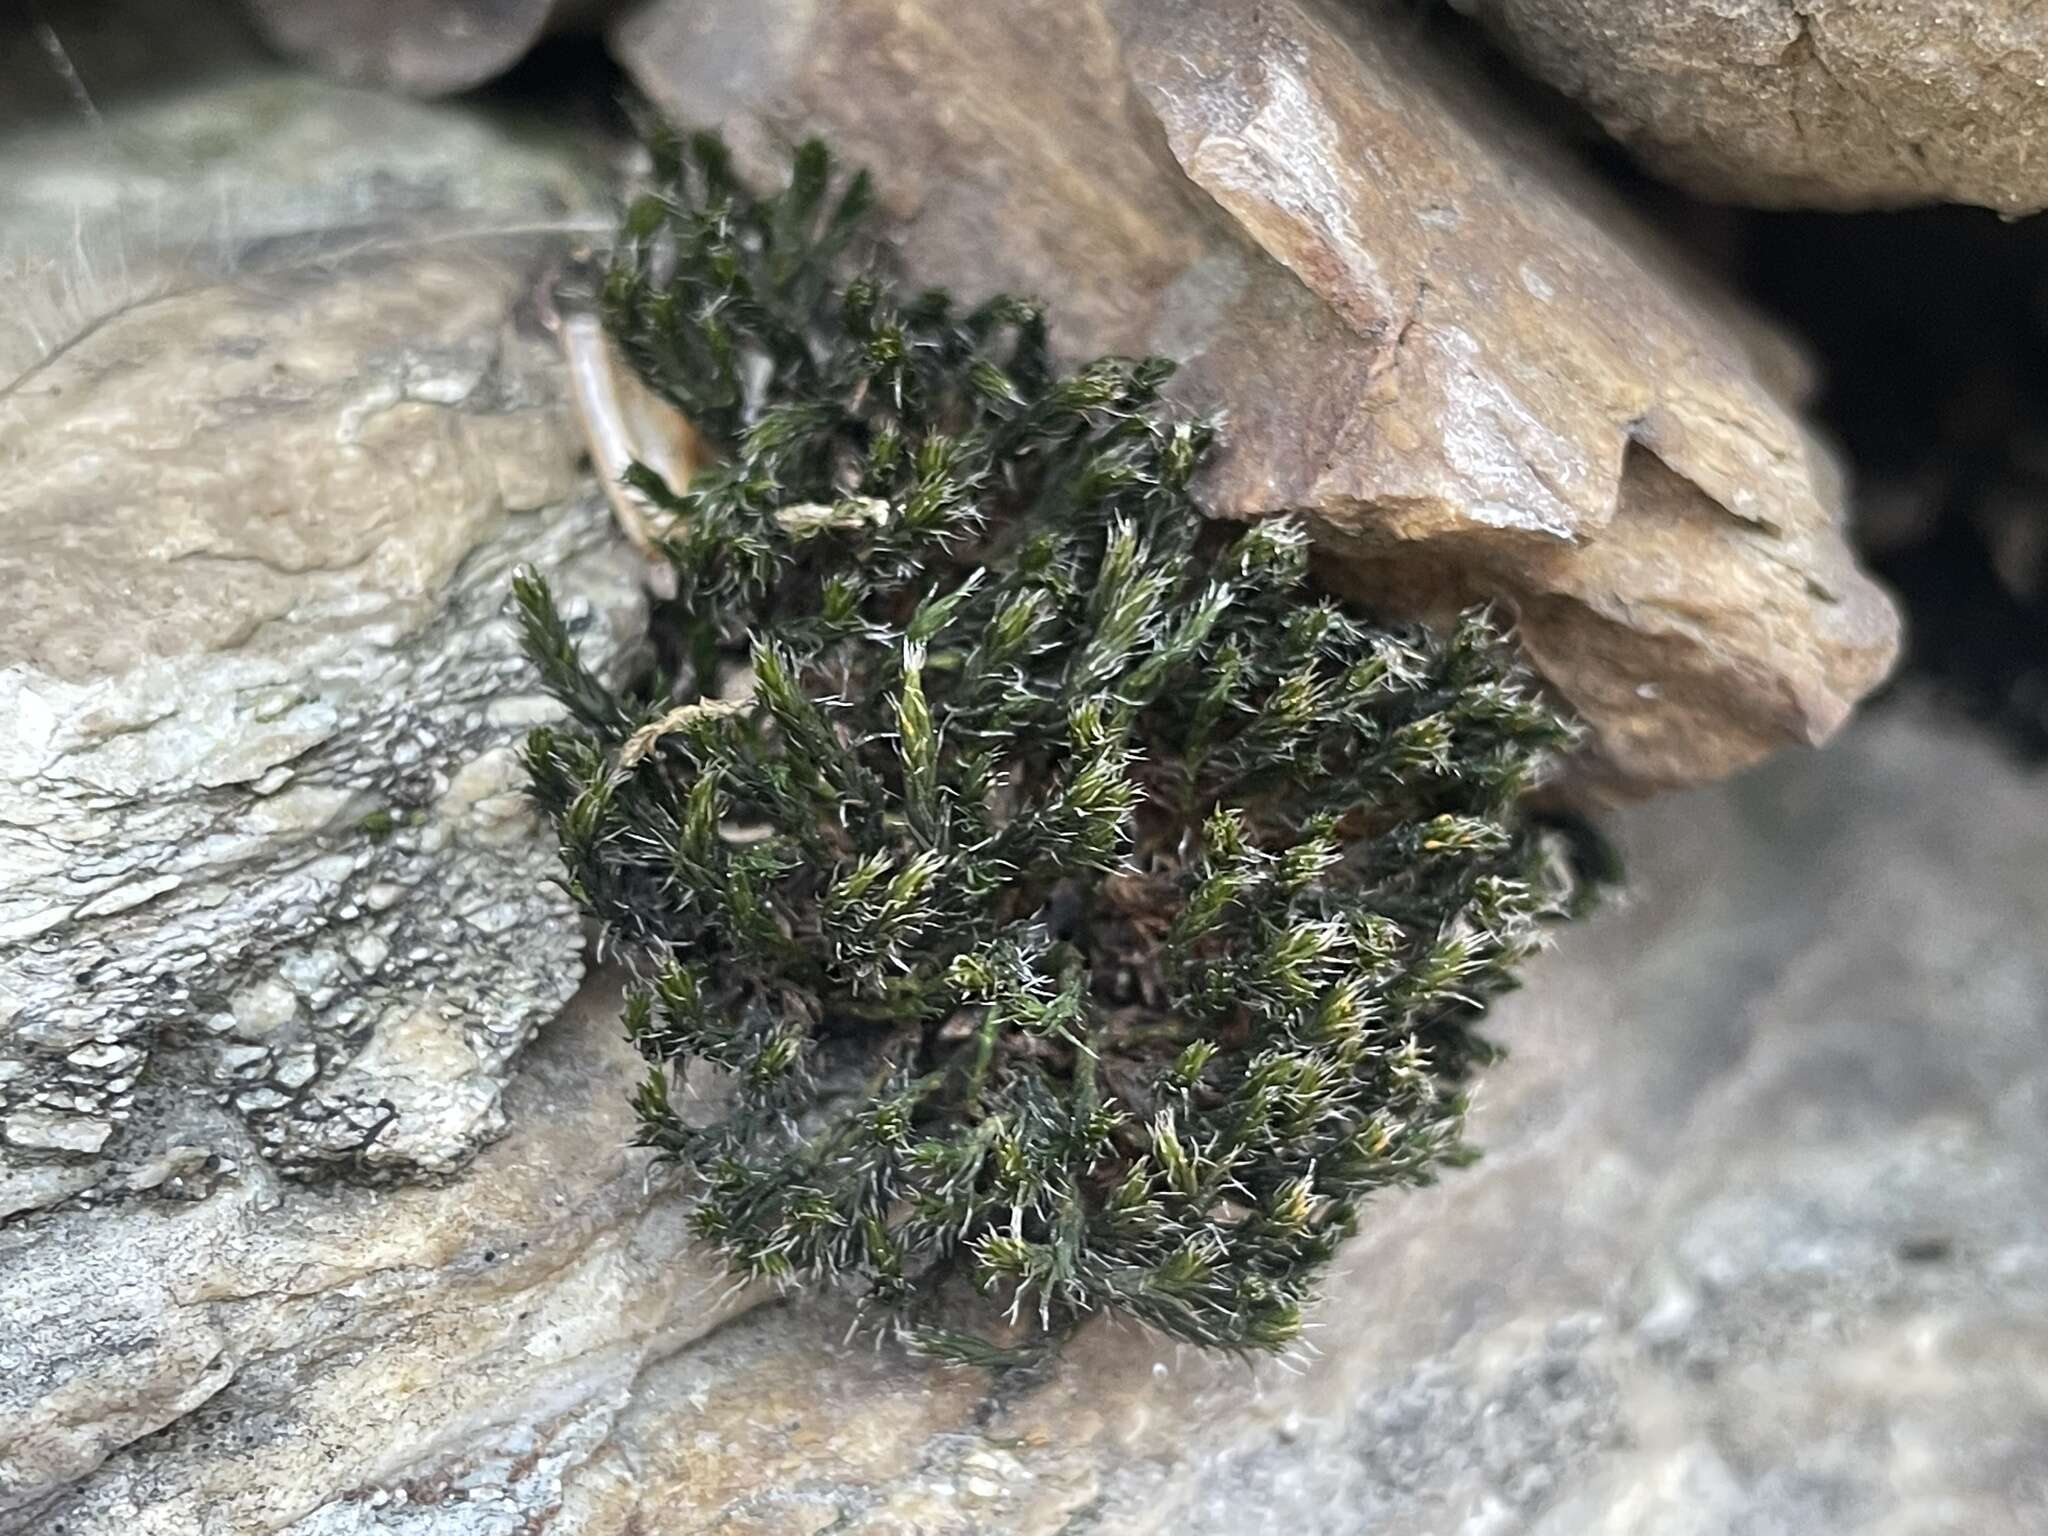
[1451,0,2048,213]
[0,981,745,1525]
[0,244,645,1201]
[0,65,645,1211]
[614,0,1898,793]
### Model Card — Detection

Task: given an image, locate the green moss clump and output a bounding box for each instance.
[514,130,1578,1362]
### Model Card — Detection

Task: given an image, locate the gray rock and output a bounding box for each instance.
[0,62,645,1208]
[10,702,2046,1532]
[2,1111,114,1155]
[0,3,605,389]
[0,982,742,1525]
[1451,0,2048,213]
[241,0,625,98]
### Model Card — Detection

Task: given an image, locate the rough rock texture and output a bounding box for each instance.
[11,702,2046,1532]
[0,69,646,1210]
[1452,0,2048,214]
[612,0,1899,795]
[0,981,744,1524]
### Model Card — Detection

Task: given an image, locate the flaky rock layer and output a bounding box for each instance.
[617,0,1900,792]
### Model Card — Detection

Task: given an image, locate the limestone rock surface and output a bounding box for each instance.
[0,68,645,1210]
[615,0,1901,793]
[12,700,2047,1532]
[1452,0,2048,213]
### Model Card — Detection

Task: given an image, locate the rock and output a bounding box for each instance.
[0,4,604,388]
[1450,0,2048,214]
[0,980,745,1526]
[0,1163,105,1222]
[241,0,625,98]
[0,65,646,1208]
[14,700,2048,1532]
[2,1110,114,1156]
[611,0,1899,793]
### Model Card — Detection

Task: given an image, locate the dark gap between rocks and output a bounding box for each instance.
[1737,204,2048,760]
[1425,0,2048,763]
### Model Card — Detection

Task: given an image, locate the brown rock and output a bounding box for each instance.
[1451,0,2048,213]
[612,0,1899,793]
